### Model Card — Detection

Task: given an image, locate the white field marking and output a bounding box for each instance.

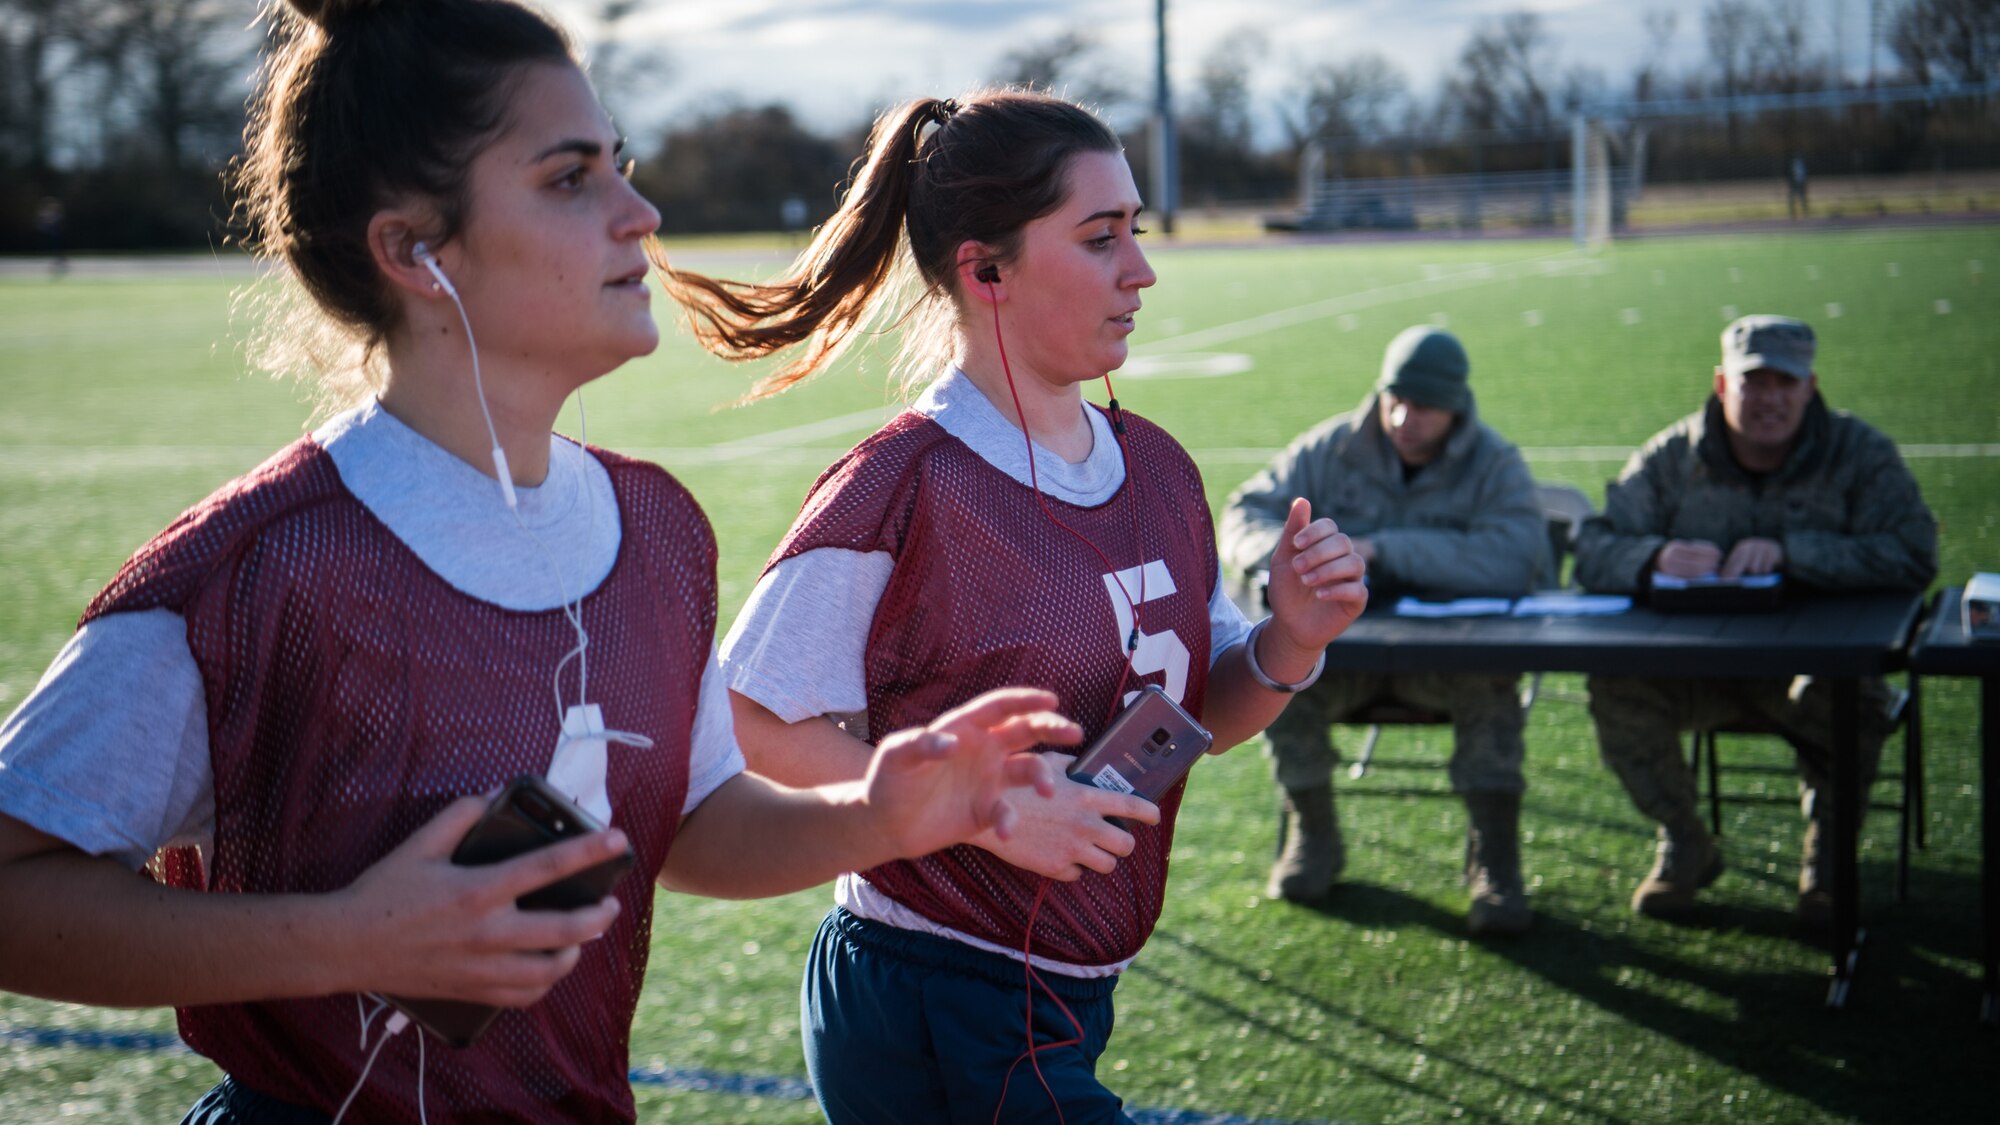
[1121,352,1255,380]
[696,405,900,461]
[1129,250,1593,356]
[626,446,875,467]
[0,446,275,475]
[1651,270,1665,286]
[1522,309,1543,327]
[1972,259,1984,275]
[16,441,2000,477]
[1336,314,1360,331]
[1887,262,1901,277]
[1935,298,1953,315]
[1826,302,1844,318]
[1154,317,1184,335]
[1620,307,1642,325]
[1721,304,1739,320]
[1902,443,2000,458]
[1806,264,1821,280]
[1185,443,2000,466]
[1429,311,1450,327]
[1728,267,1742,282]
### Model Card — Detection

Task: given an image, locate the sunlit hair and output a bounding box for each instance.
[654,88,1123,401]
[232,0,574,411]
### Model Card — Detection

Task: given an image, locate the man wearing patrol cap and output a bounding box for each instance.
[1575,314,1938,922]
[1222,326,1547,934]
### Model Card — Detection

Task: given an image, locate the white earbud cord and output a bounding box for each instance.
[435,280,650,754]
[331,269,649,1125]
[333,998,414,1125]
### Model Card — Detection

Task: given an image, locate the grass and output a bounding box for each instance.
[1,224,1998,1123]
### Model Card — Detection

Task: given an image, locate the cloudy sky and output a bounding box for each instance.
[543,0,1885,146]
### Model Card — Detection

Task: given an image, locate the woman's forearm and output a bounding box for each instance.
[0,818,346,1007]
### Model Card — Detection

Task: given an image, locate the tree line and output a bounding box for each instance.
[2,0,1994,251]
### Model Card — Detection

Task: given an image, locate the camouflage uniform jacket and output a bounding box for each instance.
[1221,390,1546,599]
[1575,394,1938,595]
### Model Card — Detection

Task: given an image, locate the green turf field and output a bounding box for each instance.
[2,225,1997,1123]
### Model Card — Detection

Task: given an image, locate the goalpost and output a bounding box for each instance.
[1571,79,2000,250]
[1572,116,1616,251]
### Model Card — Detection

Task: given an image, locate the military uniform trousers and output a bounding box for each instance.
[1265,672,1527,794]
[1586,674,1900,827]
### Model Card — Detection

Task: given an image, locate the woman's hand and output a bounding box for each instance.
[863,687,1081,861]
[1262,497,1368,673]
[330,795,627,1006]
[969,752,1161,881]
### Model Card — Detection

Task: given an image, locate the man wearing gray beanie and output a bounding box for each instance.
[1220,326,1546,935]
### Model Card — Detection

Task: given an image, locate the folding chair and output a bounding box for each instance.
[1687,682,1923,899]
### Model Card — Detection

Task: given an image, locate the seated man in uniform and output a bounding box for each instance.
[1221,326,1546,935]
[1575,314,1937,922]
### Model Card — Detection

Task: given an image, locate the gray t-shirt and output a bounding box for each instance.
[0,402,745,870]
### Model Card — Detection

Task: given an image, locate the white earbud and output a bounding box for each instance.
[412,239,515,510]
[413,240,458,298]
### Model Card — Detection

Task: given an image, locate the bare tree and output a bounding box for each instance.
[1439,11,1560,135]
[103,0,253,172]
[588,0,671,145]
[0,0,106,179]
[1759,0,1830,92]
[1890,0,2000,84]
[1178,27,1282,204]
[1283,52,1411,149]
[1633,8,1681,102]
[1185,26,1265,154]
[1704,0,1768,99]
[991,29,1124,111]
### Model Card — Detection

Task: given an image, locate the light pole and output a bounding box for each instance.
[1151,0,1178,234]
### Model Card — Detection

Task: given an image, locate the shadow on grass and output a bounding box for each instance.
[1140,868,1987,1125]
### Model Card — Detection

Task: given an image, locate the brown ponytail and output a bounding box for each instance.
[657,89,1122,401]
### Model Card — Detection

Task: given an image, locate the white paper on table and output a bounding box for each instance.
[1511,593,1633,616]
[1649,571,1782,590]
[1394,596,1515,618]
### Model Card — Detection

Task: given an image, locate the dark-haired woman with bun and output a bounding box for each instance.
[676,90,1367,1122]
[0,3,1077,1121]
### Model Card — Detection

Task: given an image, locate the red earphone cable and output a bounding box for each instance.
[993,881,1087,1125]
[984,280,1155,1125]
[986,280,1149,717]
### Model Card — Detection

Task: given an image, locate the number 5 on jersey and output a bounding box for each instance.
[1103,560,1191,706]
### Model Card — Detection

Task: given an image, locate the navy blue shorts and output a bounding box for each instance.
[179,1077,329,1124]
[802,907,1134,1125]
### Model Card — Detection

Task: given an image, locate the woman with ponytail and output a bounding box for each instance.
[691,91,1368,1122]
[0,6,1076,1122]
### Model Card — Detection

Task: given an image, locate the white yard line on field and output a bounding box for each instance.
[13,439,1994,477]
[1130,250,1599,355]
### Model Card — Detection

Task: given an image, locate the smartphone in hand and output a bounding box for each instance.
[1065,685,1212,809]
[385,775,635,1048]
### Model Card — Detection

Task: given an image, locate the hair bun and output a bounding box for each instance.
[284,0,386,30]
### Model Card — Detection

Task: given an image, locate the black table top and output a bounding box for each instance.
[1321,588,1926,679]
[1909,588,2000,677]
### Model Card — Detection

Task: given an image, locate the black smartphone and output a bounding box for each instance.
[384,775,636,1048]
[1065,685,1213,807]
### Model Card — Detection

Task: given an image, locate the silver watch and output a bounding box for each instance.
[1244,618,1326,693]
